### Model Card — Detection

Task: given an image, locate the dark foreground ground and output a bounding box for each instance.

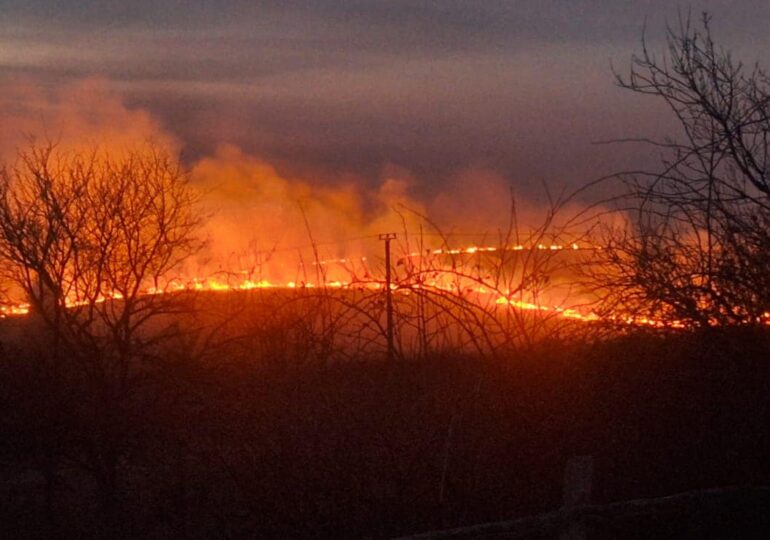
[1,325,770,538]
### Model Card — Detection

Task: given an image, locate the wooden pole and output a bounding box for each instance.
[379,232,397,361]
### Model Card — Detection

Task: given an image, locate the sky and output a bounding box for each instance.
[1,0,769,208]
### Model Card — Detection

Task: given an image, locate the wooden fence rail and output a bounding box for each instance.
[395,456,770,540]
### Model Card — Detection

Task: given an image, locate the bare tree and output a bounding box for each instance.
[0,142,202,525]
[597,12,770,327]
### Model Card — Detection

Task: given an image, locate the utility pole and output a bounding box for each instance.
[379,232,397,361]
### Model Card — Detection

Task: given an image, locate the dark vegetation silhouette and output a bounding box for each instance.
[594,12,770,327]
[1,13,770,540]
[0,143,203,534]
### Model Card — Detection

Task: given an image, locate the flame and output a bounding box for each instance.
[0,303,30,317]
[494,296,600,322]
[1,243,598,319]
[3,241,755,329]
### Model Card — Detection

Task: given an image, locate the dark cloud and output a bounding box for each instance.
[1,1,769,199]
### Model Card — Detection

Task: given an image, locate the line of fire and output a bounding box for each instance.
[2,7,770,540]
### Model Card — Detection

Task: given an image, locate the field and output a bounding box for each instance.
[2,289,770,538]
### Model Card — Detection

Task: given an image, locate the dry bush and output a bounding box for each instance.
[594,13,770,327]
[0,141,202,527]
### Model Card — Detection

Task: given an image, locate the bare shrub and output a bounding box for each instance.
[595,13,770,327]
[0,141,202,524]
